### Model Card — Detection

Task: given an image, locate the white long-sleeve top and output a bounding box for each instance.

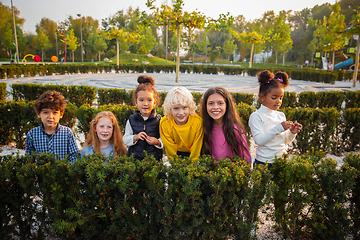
[123,118,163,149]
[249,105,296,163]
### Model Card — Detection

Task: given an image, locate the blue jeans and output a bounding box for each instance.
[253,159,272,170]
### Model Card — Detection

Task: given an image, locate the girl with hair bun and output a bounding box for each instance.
[249,70,302,168]
[123,75,163,160]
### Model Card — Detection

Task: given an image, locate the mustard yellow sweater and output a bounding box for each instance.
[160,113,203,161]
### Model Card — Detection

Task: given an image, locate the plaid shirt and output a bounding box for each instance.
[25,124,80,162]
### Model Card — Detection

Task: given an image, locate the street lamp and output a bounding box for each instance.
[11,0,19,64]
[205,36,208,63]
[77,14,83,63]
[353,34,359,88]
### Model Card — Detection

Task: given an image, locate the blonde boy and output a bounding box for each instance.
[160,87,203,161]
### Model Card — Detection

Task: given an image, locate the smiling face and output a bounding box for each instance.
[207,93,226,126]
[260,87,284,111]
[95,117,113,146]
[171,104,190,126]
[37,108,63,134]
[135,90,155,117]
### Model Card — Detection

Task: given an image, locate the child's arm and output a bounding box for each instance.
[285,122,302,144]
[67,130,80,163]
[249,113,285,146]
[123,120,138,146]
[25,131,35,154]
[145,136,163,148]
[239,133,252,164]
[160,119,178,158]
[189,119,204,161]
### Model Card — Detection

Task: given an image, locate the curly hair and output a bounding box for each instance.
[82,111,126,157]
[133,75,159,104]
[162,86,196,118]
[200,87,247,157]
[257,70,289,97]
[34,90,66,115]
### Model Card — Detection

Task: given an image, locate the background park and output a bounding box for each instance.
[1,0,360,239]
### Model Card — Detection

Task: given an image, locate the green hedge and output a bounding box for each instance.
[272,151,359,239]
[7,83,360,110]
[11,83,96,107]
[0,82,6,100]
[1,64,358,83]
[1,152,359,239]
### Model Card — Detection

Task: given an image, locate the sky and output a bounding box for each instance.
[4,0,337,33]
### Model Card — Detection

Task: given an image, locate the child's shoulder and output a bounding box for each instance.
[190,113,202,122]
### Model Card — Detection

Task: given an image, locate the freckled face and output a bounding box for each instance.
[95,117,113,144]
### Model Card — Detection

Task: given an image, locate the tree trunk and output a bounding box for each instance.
[176,23,180,83]
[275,52,278,64]
[99,51,101,62]
[282,50,285,66]
[72,51,74,63]
[311,52,314,67]
[116,39,119,66]
[42,48,44,63]
[353,39,360,87]
[332,49,335,71]
[249,42,254,68]
[165,24,168,65]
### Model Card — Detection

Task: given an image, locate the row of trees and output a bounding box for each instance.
[0,0,359,68]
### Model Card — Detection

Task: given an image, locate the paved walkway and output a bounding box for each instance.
[2,72,360,94]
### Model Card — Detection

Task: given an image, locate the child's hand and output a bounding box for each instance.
[134,132,148,143]
[145,136,160,146]
[281,121,293,130]
[290,122,302,134]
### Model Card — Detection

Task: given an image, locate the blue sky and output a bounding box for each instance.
[5,0,336,33]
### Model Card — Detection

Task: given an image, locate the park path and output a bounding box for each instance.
[2,71,360,95]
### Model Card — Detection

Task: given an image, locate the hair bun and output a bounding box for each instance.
[257,70,274,86]
[274,71,289,87]
[137,75,155,85]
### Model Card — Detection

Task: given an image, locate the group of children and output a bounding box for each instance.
[25,70,302,167]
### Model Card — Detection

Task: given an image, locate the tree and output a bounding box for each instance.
[61,29,79,62]
[36,27,51,62]
[146,0,206,82]
[87,30,107,61]
[0,3,25,58]
[138,26,157,54]
[346,8,360,87]
[233,30,265,68]
[310,3,347,70]
[223,37,237,62]
[105,27,138,65]
[36,18,57,58]
[267,11,293,65]
[197,32,211,60]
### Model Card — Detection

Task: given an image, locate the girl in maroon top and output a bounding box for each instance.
[200,87,251,163]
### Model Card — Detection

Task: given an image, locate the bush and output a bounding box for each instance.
[0,82,6,100]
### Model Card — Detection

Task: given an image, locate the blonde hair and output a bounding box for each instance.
[82,111,126,157]
[163,86,196,118]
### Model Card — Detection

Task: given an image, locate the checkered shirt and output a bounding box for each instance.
[25,124,80,162]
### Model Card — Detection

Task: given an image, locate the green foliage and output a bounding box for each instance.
[11,83,96,107]
[0,82,6,100]
[1,152,359,239]
[97,87,132,105]
[284,108,341,153]
[345,90,360,108]
[272,151,358,239]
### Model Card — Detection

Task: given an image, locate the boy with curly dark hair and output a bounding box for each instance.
[25,90,79,162]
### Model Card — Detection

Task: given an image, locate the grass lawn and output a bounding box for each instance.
[109,53,176,65]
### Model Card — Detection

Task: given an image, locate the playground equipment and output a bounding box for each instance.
[51,56,58,62]
[22,54,41,63]
[334,58,354,70]
[313,37,358,70]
